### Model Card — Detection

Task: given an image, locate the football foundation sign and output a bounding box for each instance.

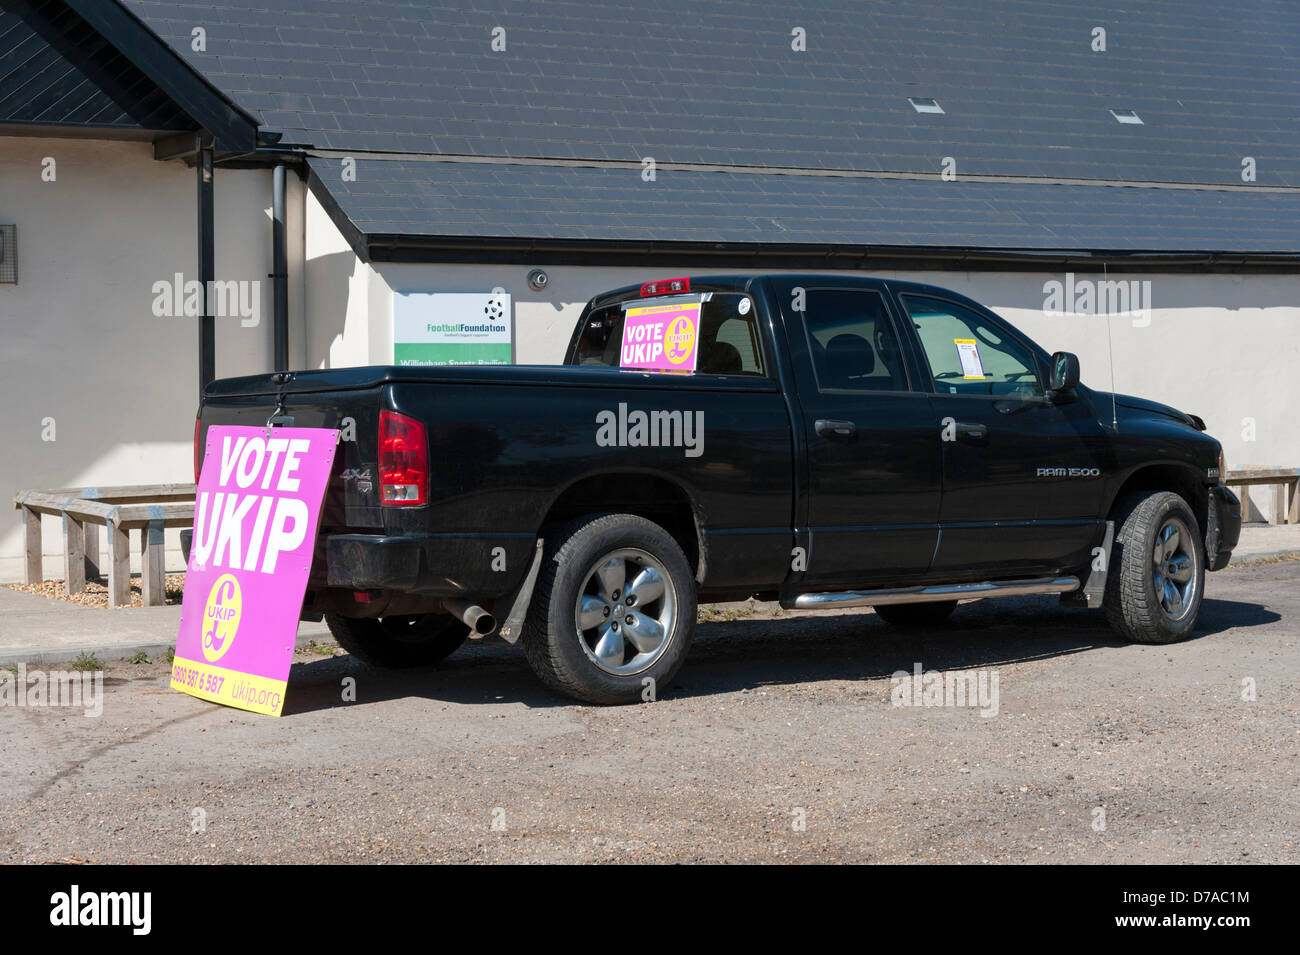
[393,290,513,366]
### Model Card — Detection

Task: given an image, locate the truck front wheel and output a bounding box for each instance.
[1104,491,1205,644]
[325,613,467,667]
[523,513,697,704]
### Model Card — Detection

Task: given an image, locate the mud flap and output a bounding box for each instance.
[494,538,544,645]
[1061,520,1113,609]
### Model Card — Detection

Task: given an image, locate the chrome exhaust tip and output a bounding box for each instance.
[442,598,496,638]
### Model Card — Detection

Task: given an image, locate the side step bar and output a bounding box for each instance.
[780,576,1080,611]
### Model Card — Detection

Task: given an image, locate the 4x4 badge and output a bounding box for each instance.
[341,468,373,493]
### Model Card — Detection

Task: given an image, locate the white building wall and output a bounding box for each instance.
[3,151,1294,587]
[0,136,285,582]
[303,188,390,369]
[351,259,1300,522]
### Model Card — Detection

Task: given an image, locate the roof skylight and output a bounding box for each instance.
[908,97,944,114]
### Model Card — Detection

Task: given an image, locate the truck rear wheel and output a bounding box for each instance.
[523,513,696,705]
[874,600,958,628]
[325,613,467,667]
[1104,491,1205,644]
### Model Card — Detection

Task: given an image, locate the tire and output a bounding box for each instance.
[325,613,467,667]
[522,513,697,705]
[873,600,958,628]
[1104,491,1205,644]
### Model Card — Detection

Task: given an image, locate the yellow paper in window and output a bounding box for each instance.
[954,338,985,379]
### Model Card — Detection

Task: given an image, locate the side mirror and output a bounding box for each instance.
[1048,351,1080,393]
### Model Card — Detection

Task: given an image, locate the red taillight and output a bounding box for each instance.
[379,409,428,507]
[640,277,690,297]
[194,417,202,482]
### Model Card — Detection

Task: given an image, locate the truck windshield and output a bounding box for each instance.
[572,293,766,376]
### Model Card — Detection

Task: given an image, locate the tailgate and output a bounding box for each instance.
[198,375,385,532]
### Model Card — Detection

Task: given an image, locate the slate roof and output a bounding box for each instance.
[122,0,1300,188]
[103,0,1300,256]
[0,0,193,130]
[308,157,1300,255]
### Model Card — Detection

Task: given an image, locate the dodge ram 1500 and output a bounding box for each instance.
[194,275,1241,703]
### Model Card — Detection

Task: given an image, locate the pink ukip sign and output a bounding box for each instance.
[620,301,702,373]
[171,425,337,716]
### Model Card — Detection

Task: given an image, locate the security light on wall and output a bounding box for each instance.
[1110,109,1143,125]
[0,225,15,284]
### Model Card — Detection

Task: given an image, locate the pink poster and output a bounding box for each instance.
[620,301,701,372]
[171,425,338,716]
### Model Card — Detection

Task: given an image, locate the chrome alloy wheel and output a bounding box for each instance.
[1152,516,1198,622]
[574,548,676,675]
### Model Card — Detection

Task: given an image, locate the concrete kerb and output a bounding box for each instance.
[0,588,332,666]
[0,627,333,668]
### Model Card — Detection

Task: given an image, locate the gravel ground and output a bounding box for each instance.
[7,574,186,608]
[1,560,1295,864]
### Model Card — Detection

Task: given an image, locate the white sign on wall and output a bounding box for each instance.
[393,290,513,366]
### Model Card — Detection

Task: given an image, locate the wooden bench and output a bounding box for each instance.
[13,485,195,607]
[1226,468,1299,525]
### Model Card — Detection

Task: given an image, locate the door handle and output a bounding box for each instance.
[815,418,857,437]
[954,421,988,442]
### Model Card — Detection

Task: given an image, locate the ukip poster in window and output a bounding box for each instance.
[171,425,338,716]
[620,300,701,373]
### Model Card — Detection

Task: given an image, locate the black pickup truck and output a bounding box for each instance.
[195,274,1241,704]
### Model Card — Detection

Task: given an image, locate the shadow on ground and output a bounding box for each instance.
[279,591,1280,715]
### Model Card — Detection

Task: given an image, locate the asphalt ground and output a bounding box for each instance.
[1,559,1295,864]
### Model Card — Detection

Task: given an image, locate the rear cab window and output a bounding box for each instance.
[572,292,767,376]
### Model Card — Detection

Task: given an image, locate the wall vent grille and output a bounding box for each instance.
[0,225,16,284]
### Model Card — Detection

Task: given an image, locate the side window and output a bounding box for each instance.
[901,295,1043,397]
[699,301,764,375]
[800,289,909,392]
